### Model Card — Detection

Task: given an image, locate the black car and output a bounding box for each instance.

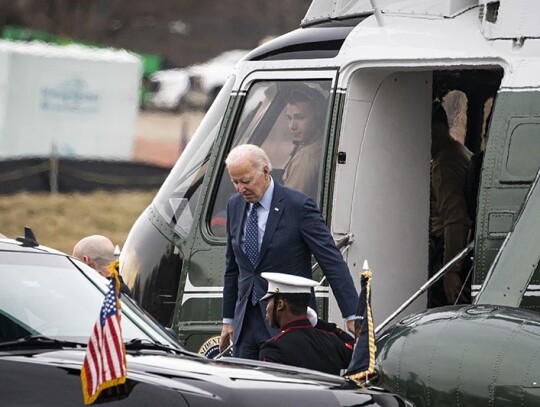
[0,233,412,406]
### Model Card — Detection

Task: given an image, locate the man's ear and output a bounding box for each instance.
[276,298,286,311]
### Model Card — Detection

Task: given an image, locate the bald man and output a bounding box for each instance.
[72,235,131,296]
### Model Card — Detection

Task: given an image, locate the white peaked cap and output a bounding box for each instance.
[260,272,319,300]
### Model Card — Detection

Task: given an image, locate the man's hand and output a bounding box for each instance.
[219,323,233,352]
[443,272,462,304]
[346,319,356,336]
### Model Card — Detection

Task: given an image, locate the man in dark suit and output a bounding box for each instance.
[259,272,354,374]
[219,144,358,359]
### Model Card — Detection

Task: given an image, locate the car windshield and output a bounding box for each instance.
[0,251,180,348]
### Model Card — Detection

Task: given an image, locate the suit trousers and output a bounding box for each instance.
[234,302,270,360]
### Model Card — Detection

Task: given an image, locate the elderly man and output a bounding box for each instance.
[72,235,131,296]
[219,144,358,359]
[259,272,354,375]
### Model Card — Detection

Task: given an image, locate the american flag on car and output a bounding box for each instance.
[81,262,127,405]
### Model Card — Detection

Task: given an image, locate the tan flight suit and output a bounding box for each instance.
[282,137,323,201]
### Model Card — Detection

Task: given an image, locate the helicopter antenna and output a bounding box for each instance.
[370,0,386,27]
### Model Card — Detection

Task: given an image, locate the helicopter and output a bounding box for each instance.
[121,0,540,403]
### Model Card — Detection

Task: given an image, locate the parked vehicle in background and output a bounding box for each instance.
[145,50,248,112]
[184,49,249,110]
[145,68,189,111]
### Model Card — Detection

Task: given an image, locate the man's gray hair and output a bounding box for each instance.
[225,144,272,173]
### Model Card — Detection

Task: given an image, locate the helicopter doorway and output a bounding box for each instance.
[331,67,503,326]
[331,70,432,325]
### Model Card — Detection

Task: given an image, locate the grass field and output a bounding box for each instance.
[0,112,190,254]
[0,191,156,254]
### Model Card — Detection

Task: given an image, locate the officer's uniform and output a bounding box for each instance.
[258,273,354,375]
[259,317,353,375]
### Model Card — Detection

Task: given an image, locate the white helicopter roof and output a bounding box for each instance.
[335,1,540,89]
[303,0,371,24]
[304,0,540,39]
[382,0,477,18]
[478,0,540,40]
[236,0,540,90]
[303,0,476,25]
[339,6,490,63]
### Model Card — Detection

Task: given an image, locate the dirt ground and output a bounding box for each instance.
[132,110,205,167]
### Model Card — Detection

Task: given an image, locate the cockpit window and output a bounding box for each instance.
[209,79,332,237]
[153,76,236,238]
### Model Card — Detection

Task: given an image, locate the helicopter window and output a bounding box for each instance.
[500,121,540,183]
[153,76,235,238]
[209,79,332,237]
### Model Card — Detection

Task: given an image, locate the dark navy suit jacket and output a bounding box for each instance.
[223,181,358,345]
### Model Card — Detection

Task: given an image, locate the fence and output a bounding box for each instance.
[0,157,171,194]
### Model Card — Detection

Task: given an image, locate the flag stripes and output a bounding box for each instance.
[81,264,127,405]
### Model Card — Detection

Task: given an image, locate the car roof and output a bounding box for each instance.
[0,237,65,255]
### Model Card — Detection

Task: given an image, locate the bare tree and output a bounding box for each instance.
[0,0,310,67]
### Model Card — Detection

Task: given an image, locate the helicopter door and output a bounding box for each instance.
[331,70,432,325]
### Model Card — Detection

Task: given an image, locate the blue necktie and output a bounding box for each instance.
[245,202,261,304]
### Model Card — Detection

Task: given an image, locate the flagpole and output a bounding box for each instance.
[214,343,233,359]
[344,260,376,383]
[375,240,474,335]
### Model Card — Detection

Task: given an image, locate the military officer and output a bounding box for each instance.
[259,273,354,375]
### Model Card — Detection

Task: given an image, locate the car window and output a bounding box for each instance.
[0,252,175,346]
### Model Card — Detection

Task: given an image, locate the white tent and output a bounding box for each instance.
[0,40,142,160]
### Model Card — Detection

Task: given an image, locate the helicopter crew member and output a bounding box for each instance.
[429,106,472,307]
[219,144,358,360]
[259,273,354,375]
[282,86,327,201]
